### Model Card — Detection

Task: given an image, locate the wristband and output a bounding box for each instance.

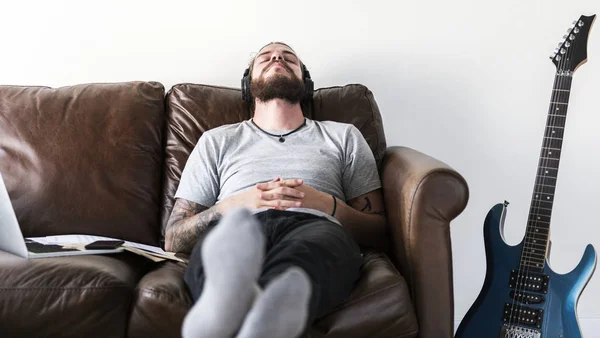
[331,195,337,216]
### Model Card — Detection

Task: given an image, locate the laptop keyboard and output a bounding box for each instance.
[26,242,79,253]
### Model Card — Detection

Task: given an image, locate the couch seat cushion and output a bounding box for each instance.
[0,250,150,338]
[128,259,191,338]
[308,251,418,338]
[129,251,417,338]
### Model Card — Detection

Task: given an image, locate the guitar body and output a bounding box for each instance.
[456,203,597,338]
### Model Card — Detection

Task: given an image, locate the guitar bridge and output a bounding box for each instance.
[500,325,541,338]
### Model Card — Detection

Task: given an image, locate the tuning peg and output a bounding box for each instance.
[560,48,566,54]
[579,20,584,27]
[574,27,580,34]
[569,34,575,40]
[573,20,578,24]
[567,28,572,33]
[556,55,562,61]
[565,41,571,47]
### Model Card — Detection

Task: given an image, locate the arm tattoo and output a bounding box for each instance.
[360,197,372,212]
[165,199,221,253]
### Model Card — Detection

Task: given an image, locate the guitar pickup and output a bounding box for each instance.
[503,303,543,328]
[509,270,549,293]
[509,290,544,304]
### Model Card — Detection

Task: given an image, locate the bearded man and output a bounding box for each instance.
[165,42,387,338]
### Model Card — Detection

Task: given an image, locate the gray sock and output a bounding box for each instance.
[235,267,312,338]
[182,208,265,338]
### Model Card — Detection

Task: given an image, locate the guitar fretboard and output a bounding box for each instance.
[521,72,573,272]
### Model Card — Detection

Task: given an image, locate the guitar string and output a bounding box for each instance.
[511,38,566,331]
[508,22,576,332]
[506,44,563,332]
[543,28,575,335]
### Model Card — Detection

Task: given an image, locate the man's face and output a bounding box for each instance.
[251,44,303,80]
[249,43,306,104]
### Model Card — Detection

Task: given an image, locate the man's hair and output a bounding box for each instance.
[247,41,303,78]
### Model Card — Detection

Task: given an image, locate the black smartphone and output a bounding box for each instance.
[84,240,124,250]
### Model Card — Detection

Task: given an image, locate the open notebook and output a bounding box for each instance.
[0,172,123,258]
[0,172,183,261]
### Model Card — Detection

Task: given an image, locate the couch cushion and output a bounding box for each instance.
[0,250,151,338]
[128,251,417,338]
[128,259,191,338]
[160,83,387,236]
[309,251,418,338]
[0,82,165,245]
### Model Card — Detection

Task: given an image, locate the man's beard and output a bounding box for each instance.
[250,67,305,104]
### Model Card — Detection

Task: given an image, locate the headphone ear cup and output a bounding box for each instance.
[302,65,314,100]
[241,68,252,102]
[304,78,314,99]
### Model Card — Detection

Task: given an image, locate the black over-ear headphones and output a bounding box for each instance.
[241,63,314,103]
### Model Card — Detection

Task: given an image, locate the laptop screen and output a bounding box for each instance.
[0,172,29,258]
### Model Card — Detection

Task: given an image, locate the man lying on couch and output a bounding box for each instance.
[165,41,388,338]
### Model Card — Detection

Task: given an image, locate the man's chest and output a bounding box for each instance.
[218,143,344,190]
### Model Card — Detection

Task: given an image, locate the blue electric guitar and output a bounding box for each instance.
[456,14,597,338]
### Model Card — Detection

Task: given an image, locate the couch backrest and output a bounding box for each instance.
[160,83,387,235]
[0,82,165,245]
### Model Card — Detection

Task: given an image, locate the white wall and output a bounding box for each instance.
[2,0,599,335]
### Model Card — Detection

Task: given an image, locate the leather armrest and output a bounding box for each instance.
[381,146,469,338]
[128,260,192,338]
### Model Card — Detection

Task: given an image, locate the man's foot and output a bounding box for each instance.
[236,267,312,338]
[181,208,265,338]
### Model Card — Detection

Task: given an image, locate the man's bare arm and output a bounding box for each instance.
[164,198,222,253]
[165,178,305,253]
[268,183,388,250]
[334,189,388,250]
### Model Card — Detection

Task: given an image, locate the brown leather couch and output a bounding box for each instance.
[0,81,469,338]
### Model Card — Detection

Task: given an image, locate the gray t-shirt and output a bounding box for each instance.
[174,118,381,224]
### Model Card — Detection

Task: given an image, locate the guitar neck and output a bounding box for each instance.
[522,71,573,271]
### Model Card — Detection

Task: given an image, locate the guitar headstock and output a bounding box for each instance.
[550,14,596,72]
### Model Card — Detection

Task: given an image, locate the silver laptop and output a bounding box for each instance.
[0,172,123,258]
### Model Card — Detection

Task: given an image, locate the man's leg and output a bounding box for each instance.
[182,209,361,338]
[236,266,312,338]
[247,210,364,333]
[181,208,266,338]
